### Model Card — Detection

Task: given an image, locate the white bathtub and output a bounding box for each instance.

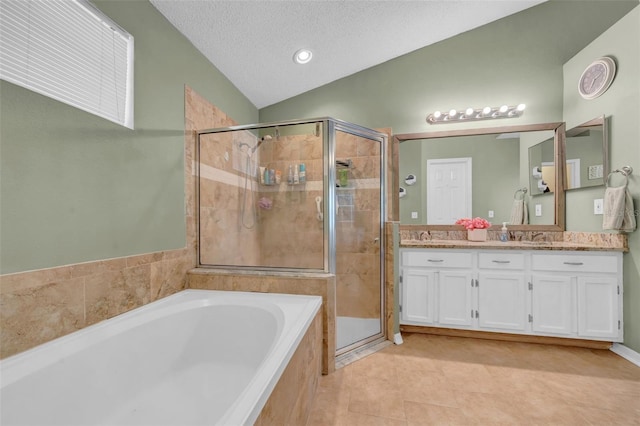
[0,289,322,426]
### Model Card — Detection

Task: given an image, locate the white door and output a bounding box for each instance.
[438,271,474,327]
[578,276,619,338]
[531,275,574,335]
[477,273,527,331]
[401,269,436,325]
[427,158,472,224]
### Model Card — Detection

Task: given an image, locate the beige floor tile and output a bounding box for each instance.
[305,333,640,426]
[398,370,459,408]
[404,400,475,426]
[578,405,640,425]
[455,391,528,424]
[337,411,408,426]
[348,376,407,421]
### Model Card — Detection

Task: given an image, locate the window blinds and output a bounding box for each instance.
[0,0,134,128]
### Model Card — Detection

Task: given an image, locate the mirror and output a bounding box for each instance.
[393,122,565,230]
[528,136,555,195]
[564,115,608,190]
[527,116,607,195]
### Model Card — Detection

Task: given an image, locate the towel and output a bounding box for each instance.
[509,199,528,225]
[603,185,636,232]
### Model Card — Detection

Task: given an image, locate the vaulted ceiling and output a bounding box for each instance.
[150,0,545,108]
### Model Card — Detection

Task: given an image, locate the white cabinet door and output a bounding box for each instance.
[401,269,436,325]
[477,273,527,331]
[578,276,619,339]
[531,275,574,335]
[438,271,474,327]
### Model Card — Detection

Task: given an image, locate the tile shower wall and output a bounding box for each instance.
[198,130,261,266]
[335,132,382,319]
[257,132,324,269]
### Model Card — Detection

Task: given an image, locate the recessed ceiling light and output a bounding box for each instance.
[293,49,312,64]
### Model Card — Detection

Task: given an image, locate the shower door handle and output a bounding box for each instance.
[373,237,380,243]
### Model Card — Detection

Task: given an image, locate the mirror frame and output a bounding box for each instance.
[564,115,608,191]
[391,122,566,231]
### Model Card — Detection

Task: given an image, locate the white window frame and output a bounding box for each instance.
[0,0,134,129]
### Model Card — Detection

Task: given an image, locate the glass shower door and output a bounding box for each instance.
[334,129,384,353]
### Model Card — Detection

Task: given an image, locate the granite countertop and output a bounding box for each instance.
[400,239,628,252]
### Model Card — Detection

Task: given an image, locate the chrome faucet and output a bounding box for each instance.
[531,232,546,242]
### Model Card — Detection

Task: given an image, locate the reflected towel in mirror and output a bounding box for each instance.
[509,199,528,225]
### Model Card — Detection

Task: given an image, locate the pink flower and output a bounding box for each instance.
[455,217,491,230]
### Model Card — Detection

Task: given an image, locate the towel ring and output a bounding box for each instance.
[513,187,528,199]
[606,166,633,187]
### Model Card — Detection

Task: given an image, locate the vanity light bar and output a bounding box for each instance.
[426,104,526,124]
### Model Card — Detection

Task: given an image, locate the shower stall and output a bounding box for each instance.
[196,118,387,356]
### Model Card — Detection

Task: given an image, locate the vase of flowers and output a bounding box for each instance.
[455,217,491,242]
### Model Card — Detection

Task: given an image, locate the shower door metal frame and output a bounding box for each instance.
[329,119,388,357]
[195,117,388,356]
[196,117,331,273]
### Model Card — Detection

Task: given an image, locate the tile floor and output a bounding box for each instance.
[306,333,640,425]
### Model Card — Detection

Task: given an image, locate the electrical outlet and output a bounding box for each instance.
[488,210,494,218]
[535,204,542,216]
[411,211,418,219]
[594,199,604,215]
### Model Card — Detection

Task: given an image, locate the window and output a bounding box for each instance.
[0,0,134,128]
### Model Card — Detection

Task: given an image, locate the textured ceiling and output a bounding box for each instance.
[150,0,545,108]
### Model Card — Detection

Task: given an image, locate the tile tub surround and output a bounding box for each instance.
[187,268,336,374]
[399,227,628,252]
[0,248,193,359]
[255,309,323,425]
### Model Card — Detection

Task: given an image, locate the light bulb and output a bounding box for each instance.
[433,111,442,118]
[517,103,526,111]
[293,49,313,64]
[482,106,492,116]
[449,109,457,117]
[465,107,474,116]
[499,105,509,113]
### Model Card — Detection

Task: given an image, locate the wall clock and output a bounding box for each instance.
[578,56,616,100]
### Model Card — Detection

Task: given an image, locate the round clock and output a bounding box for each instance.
[578,56,616,100]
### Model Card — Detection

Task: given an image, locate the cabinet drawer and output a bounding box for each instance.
[402,250,472,269]
[478,252,525,270]
[531,253,618,274]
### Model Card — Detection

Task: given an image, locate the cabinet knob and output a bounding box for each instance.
[427,259,444,263]
[492,260,511,264]
[563,261,584,266]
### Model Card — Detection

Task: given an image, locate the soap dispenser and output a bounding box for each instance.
[500,222,509,242]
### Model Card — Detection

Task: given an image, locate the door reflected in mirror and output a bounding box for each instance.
[396,123,564,229]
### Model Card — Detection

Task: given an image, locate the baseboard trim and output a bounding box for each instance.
[610,343,640,367]
[400,325,612,349]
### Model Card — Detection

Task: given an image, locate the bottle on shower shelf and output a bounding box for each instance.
[293,164,300,184]
[299,163,306,184]
[288,164,294,185]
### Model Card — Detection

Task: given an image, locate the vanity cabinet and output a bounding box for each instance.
[400,268,436,324]
[399,248,623,342]
[438,271,474,327]
[530,275,574,336]
[477,252,528,332]
[531,252,622,340]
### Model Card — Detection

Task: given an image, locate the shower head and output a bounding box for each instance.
[251,134,272,153]
[238,134,272,155]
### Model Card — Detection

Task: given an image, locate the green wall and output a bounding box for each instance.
[260,1,637,134]
[0,0,258,274]
[562,6,640,351]
[260,1,639,349]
